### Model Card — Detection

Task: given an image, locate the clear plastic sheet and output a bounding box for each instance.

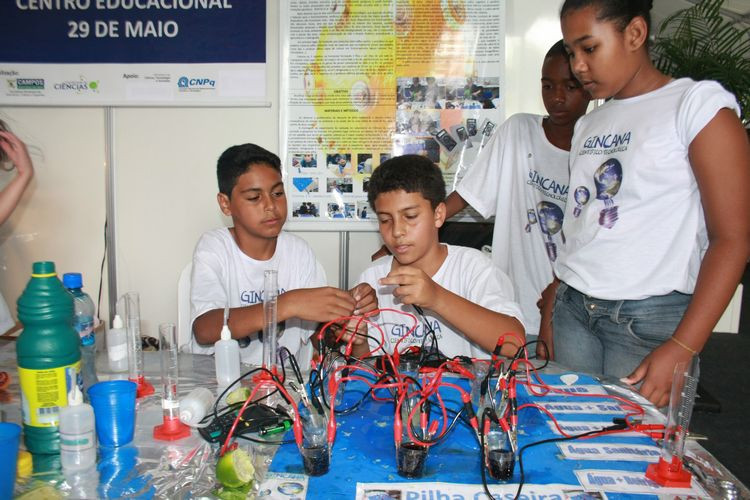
[1,345,748,498]
[1,349,273,499]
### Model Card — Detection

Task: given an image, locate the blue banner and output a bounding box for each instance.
[0,0,265,64]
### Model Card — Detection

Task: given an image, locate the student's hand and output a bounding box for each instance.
[379,266,440,309]
[535,281,558,360]
[0,131,33,180]
[621,340,694,408]
[281,287,356,323]
[371,244,391,261]
[536,319,553,360]
[348,283,378,315]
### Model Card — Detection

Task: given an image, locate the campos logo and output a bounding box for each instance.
[177,76,216,90]
[7,78,44,90]
[54,79,100,93]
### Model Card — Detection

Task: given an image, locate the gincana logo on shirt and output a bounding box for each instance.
[580,131,631,156]
[239,288,287,305]
[390,320,442,343]
[527,169,568,201]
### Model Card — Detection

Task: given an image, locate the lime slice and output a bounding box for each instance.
[216,448,255,488]
[226,386,251,406]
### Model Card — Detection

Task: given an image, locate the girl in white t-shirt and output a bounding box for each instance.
[555,0,750,407]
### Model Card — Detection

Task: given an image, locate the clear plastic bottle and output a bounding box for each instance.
[59,386,96,471]
[106,314,128,372]
[62,273,99,396]
[179,387,215,426]
[215,323,240,391]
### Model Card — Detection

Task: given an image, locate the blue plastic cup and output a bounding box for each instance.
[0,422,21,498]
[88,380,137,447]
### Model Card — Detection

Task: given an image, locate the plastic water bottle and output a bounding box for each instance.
[106,314,128,372]
[16,261,81,457]
[215,322,240,392]
[59,386,96,471]
[179,387,215,426]
[63,273,99,396]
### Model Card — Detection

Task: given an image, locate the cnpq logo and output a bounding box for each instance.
[177,76,216,90]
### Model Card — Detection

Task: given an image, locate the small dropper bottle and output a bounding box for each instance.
[214,307,240,393]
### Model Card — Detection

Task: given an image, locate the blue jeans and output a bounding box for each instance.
[552,282,691,379]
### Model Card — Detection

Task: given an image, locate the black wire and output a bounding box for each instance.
[97,219,107,324]
[512,425,621,500]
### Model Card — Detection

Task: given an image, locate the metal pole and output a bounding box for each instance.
[338,231,349,289]
[105,107,118,323]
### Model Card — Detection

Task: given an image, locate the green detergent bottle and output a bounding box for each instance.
[16,261,81,458]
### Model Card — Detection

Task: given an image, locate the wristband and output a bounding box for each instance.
[669,336,697,355]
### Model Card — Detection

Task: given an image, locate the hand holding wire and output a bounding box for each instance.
[379,266,442,309]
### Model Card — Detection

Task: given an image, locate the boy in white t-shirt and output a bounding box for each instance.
[190,144,376,367]
[358,155,526,360]
[443,41,590,359]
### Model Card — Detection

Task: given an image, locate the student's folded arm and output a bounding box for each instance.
[431,286,525,357]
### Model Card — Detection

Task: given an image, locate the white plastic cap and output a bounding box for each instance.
[179,409,194,425]
[220,324,231,341]
[112,314,123,329]
[68,386,83,406]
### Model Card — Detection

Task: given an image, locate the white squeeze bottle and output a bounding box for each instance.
[107,314,128,372]
[59,386,96,471]
[179,387,216,426]
[214,309,240,391]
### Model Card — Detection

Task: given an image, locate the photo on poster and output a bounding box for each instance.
[327,177,353,193]
[393,136,440,162]
[444,76,500,109]
[292,201,320,218]
[292,177,319,193]
[357,201,371,220]
[357,153,373,174]
[327,202,356,219]
[397,76,444,109]
[396,109,439,135]
[291,152,318,172]
[327,153,354,177]
[379,153,392,164]
[363,176,371,193]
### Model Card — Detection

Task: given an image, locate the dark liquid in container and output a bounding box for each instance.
[487,449,514,480]
[397,442,428,478]
[302,445,330,476]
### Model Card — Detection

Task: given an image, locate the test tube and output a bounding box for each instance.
[646,355,699,486]
[123,291,154,397]
[262,270,279,372]
[153,323,190,441]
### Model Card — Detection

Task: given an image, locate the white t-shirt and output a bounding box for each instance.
[457,113,569,336]
[555,79,740,300]
[189,228,326,367]
[357,244,526,359]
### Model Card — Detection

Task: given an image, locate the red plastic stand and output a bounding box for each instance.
[252,366,279,384]
[153,416,191,441]
[130,375,155,398]
[646,456,692,487]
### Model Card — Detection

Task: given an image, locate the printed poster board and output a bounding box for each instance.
[281,0,505,230]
